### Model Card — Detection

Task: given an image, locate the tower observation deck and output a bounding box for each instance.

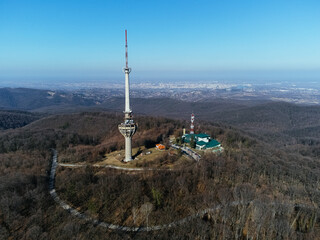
[118,30,137,162]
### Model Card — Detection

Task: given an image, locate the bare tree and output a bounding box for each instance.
[141,202,153,230]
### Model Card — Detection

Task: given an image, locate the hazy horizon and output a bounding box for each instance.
[1,69,320,91]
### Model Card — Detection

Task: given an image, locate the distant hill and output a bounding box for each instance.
[110,99,320,145]
[1,87,320,147]
[104,98,320,145]
[0,87,264,115]
[209,101,320,130]
[207,102,320,150]
[100,97,250,120]
[0,87,96,110]
[0,110,43,130]
[1,88,320,142]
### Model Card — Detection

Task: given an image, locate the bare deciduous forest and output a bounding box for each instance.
[0,105,320,239]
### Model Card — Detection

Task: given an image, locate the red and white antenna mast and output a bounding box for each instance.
[190,113,195,134]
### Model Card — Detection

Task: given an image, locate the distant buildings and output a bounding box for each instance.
[182,133,222,151]
[181,113,222,152]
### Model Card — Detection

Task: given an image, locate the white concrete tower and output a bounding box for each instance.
[118,30,137,162]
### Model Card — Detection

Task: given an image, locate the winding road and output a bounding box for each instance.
[58,144,199,171]
[49,149,219,231]
[58,162,174,172]
[49,149,319,232]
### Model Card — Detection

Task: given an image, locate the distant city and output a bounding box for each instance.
[82,82,320,105]
[1,78,320,105]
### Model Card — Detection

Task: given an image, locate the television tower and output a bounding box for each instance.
[190,113,195,134]
[118,30,137,162]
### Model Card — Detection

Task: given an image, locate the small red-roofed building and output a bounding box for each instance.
[156,144,165,150]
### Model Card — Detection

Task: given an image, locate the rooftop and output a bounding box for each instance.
[196,139,220,148]
[205,139,221,148]
[183,133,210,139]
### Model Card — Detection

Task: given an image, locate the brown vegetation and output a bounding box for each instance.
[0,110,319,239]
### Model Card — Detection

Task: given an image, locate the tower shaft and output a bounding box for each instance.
[124,68,131,114]
[125,136,132,161]
[118,29,137,162]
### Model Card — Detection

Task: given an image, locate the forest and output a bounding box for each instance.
[0,110,42,130]
[0,104,319,239]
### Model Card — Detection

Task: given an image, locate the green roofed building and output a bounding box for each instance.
[182,133,221,150]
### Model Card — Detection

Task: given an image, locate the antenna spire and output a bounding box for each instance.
[125,29,128,68]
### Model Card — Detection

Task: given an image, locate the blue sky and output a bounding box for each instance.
[0,0,320,84]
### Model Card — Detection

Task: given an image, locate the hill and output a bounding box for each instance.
[2,88,316,141]
[101,99,320,158]
[0,87,264,114]
[0,110,43,130]
[0,111,319,239]
[0,88,96,111]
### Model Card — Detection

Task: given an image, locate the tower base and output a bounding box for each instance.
[123,136,133,162]
[118,122,137,162]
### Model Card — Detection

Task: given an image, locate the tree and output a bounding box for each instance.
[151,188,162,207]
[141,202,153,230]
[190,135,196,149]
